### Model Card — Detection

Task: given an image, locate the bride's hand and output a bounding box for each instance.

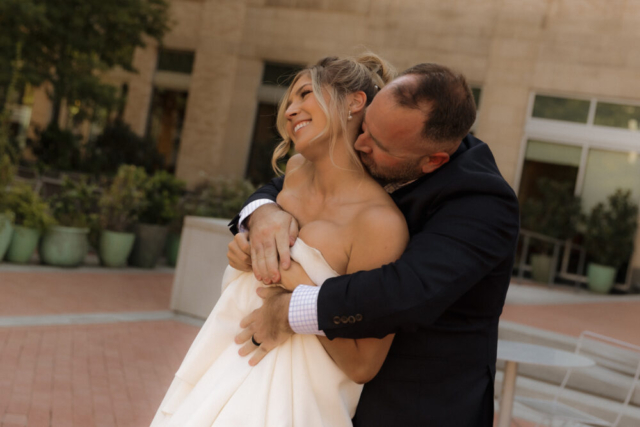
[278,260,313,291]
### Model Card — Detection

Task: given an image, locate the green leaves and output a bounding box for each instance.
[584,189,639,268]
[0,0,171,125]
[48,177,100,228]
[99,165,147,232]
[4,184,55,232]
[521,178,582,246]
[137,171,186,226]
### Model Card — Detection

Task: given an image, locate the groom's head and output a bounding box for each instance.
[354,63,476,183]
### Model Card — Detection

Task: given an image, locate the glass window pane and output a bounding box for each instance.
[262,63,304,87]
[525,140,582,167]
[532,95,590,123]
[471,87,482,109]
[594,102,640,130]
[157,50,195,74]
[245,103,283,186]
[581,148,640,213]
[518,140,581,203]
[145,88,189,172]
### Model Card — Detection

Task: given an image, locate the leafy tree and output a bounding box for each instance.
[0,0,171,126]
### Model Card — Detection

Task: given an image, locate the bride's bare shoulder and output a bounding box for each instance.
[282,154,308,185]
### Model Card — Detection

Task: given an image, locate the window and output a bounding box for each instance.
[157,49,195,74]
[471,87,482,109]
[519,92,640,285]
[518,140,581,205]
[261,62,304,87]
[145,88,189,172]
[245,62,305,186]
[532,95,590,123]
[594,102,640,130]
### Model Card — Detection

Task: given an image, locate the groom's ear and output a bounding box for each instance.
[347,91,367,115]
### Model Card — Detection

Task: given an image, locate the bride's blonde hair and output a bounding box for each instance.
[271,53,396,175]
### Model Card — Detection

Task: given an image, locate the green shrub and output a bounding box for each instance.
[83,120,164,176]
[138,171,186,225]
[99,165,147,232]
[29,123,81,172]
[520,178,581,252]
[184,178,256,220]
[584,189,638,268]
[5,184,55,231]
[48,177,100,229]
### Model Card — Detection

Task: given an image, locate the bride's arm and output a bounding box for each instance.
[317,206,409,384]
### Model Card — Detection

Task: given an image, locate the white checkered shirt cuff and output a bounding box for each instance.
[238,199,276,233]
[289,285,325,336]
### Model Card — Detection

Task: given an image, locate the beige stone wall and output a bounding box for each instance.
[21,0,640,271]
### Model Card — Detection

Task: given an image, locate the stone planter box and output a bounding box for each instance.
[170,216,234,319]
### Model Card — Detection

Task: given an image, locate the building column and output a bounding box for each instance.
[175,0,248,187]
[474,0,550,189]
[123,39,159,136]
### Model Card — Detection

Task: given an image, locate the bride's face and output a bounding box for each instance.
[284,74,329,152]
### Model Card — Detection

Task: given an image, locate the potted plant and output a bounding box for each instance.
[129,171,185,268]
[165,196,188,268]
[40,177,99,267]
[98,165,147,267]
[0,156,15,261]
[520,178,581,283]
[4,184,55,263]
[583,189,638,294]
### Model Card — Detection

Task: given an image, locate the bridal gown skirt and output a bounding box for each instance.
[151,239,363,427]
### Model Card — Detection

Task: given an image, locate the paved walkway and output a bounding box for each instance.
[0,267,638,426]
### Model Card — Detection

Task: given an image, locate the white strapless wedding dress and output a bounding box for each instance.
[150,239,363,427]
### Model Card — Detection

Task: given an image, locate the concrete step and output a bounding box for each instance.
[497,321,640,424]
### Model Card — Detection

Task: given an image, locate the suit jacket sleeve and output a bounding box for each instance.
[317,189,520,339]
[228,176,285,234]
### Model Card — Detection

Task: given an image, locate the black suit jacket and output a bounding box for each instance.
[230,134,520,426]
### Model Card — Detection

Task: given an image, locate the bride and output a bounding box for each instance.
[151,54,409,427]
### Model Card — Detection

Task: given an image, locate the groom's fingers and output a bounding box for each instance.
[235,326,253,345]
[238,340,257,357]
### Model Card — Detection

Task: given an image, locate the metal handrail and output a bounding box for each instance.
[515,229,587,288]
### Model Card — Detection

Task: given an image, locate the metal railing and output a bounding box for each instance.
[514,229,588,288]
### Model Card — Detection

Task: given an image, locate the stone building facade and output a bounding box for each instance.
[25,0,640,285]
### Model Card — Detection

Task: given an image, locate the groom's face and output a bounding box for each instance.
[354,76,432,183]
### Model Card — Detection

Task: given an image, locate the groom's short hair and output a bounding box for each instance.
[393,63,476,145]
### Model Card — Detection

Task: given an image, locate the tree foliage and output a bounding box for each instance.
[520,178,582,244]
[0,0,171,125]
[584,189,639,268]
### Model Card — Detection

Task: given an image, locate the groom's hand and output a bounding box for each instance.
[248,204,299,284]
[235,287,293,366]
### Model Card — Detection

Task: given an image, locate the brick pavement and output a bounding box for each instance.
[0,267,637,426]
[0,321,198,427]
[0,271,172,316]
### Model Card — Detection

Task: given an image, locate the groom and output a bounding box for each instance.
[228,63,519,426]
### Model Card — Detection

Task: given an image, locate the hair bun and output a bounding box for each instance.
[355,53,396,88]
